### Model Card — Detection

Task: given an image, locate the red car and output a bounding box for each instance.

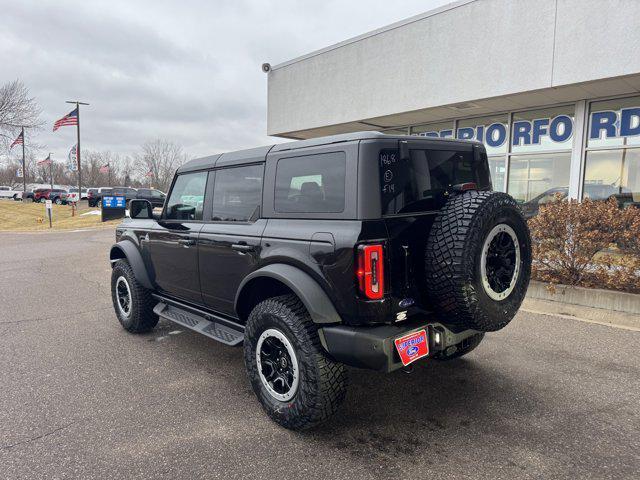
[34,189,68,205]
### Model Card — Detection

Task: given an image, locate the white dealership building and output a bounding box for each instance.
[266,0,640,206]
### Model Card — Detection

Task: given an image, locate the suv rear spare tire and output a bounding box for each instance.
[424,191,531,332]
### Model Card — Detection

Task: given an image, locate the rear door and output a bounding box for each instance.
[379,140,491,298]
[145,171,208,303]
[198,164,266,315]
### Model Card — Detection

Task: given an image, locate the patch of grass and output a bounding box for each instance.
[0,200,121,231]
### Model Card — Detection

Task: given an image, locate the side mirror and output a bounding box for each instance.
[129,199,153,219]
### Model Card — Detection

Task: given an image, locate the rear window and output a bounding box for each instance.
[380,148,490,215]
[275,152,346,213]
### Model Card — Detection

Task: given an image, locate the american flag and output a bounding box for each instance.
[99,163,110,173]
[10,131,23,149]
[145,170,154,177]
[37,154,52,166]
[53,108,78,132]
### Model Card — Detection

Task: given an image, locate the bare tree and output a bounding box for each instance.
[136,139,186,191]
[0,80,41,148]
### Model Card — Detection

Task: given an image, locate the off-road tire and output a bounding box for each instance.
[432,333,485,361]
[244,294,347,430]
[424,191,531,332]
[111,259,158,333]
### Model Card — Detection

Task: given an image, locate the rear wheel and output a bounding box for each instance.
[244,294,347,430]
[111,259,158,333]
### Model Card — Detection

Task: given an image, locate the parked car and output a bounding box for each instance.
[135,188,166,208]
[109,132,532,430]
[0,186,22,201]
[26,188,48,202]
[45,189,69,205]
[520,184,633,218]
[110,187,138,206]
[88,187,112,207]
[66,188,88,203]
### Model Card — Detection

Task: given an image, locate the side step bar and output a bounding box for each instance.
[153,301,244,346]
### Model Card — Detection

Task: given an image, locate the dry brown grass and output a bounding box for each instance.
[0,200,120,232]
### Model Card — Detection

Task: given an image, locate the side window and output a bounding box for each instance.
[211,164,263,222]
[165,171,208,220]
[275,152,346,213]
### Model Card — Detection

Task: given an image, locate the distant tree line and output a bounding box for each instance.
[0,79,188,191]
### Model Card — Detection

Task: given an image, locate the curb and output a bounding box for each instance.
[525,281,640,330]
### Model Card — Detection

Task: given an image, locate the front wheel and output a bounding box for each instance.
[244,294,347,430]
[111,259,158,333]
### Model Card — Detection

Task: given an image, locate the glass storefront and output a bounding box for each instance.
[507,152,571,203]
[584,95,640,208]
[376,95,640,212]
[584,149,640,207]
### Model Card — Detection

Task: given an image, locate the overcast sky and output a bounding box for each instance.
[1,0,452,163]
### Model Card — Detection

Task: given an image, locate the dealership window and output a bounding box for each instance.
[511,106,575,154]
[583,96,640,207]
[506,106,574,205]
[508,152,572,203]
[410,121,454,138]
[587,96,640,149]
[457,114,509,191]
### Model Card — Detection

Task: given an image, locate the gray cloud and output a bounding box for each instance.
[1,0,451,165]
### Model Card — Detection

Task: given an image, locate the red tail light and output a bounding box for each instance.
[356,244,384,300]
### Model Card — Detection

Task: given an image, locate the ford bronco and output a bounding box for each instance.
[109,132,532,429]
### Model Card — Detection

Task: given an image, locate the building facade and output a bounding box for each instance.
[266,0,640,207]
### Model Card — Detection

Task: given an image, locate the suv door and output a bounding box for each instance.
[145,171,208,303]
[199,164,266,316]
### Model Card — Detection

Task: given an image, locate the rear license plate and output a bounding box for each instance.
[394,329,429,366]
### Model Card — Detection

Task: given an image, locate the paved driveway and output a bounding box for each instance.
[1,229,638,479]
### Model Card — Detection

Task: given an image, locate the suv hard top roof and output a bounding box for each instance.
[178,131,482,173]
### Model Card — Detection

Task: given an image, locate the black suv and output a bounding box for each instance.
[111,187,138,205]
[135,188,166,208]
[109,132,532,429]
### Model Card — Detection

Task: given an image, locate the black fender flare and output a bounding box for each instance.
[109,240,154,290]
[235,264,342,325]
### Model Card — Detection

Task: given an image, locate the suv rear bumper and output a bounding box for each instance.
[318,319,480,373]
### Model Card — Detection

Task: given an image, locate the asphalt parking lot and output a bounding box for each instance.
[1,228,639,479]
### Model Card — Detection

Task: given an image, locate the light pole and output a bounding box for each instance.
[66,100,89,203]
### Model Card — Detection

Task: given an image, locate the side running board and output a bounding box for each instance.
[153,301,244,346]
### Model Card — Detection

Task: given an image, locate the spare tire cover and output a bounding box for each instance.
[424,191,531,332]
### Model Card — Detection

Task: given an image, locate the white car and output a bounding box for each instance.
[0,186,22,201]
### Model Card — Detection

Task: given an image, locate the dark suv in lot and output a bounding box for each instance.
[135,188,166,208]
[109,132,532,429]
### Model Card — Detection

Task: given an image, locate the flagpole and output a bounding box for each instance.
[49,154,53,190]
[66,100,89,204]
[21,127,26,195]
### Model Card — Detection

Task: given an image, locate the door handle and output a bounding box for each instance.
[231,243,253,252]
[178,238,196,247]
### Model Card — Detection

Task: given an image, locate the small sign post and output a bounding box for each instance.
[45,199,53,228]
[101,196,126,222]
